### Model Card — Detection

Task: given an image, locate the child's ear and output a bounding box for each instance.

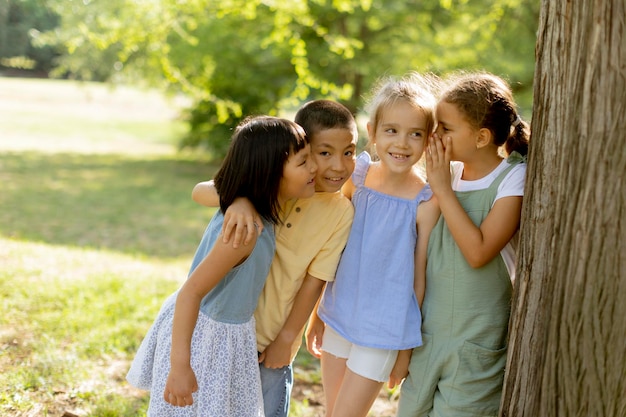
[366,122,375,142]
[475,128,492,149]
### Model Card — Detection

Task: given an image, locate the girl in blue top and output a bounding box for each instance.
[126,116,317,417]
[309,73,441,417]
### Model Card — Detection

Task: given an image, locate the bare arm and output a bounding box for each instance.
[388,349,412,389]
[305,290,325,358]
[191,180,263,247]
[426,136,521,268]
[386,198,440,390]
[260,274,326,368]
[341,177,356,200]
[165,230,256,406]
[191,180,220,207]
[414,196,440,306]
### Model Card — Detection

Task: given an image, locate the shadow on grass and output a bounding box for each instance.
[0,151,220,259]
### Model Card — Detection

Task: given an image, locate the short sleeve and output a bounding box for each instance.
[306,201,354,282]
[495,163,527,201]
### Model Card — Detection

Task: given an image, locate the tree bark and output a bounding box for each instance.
[500,1,626,417]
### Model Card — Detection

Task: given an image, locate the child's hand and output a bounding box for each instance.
[163,366,198,407]
[305,315,325,358]
[259,336,292,369]
[222,197,263,248]
[388,349,411,389]
[426,134,453,196]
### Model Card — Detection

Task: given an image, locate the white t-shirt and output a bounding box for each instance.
[450,159,526,279]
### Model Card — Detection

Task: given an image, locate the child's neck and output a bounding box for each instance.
[461,153,503,181]
[366,162,425,199]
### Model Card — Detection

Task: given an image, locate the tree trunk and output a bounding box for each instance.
[500,1,626,416]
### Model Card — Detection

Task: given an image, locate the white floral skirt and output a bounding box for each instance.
[127,294,264,417]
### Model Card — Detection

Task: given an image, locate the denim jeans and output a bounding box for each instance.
[259,362,293,417]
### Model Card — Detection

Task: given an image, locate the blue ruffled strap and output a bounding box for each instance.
[415,183,433,203]
[352,152,371,186]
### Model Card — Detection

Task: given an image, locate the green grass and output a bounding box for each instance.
[0,77,187,154]
[0,239,181,415]
[0,77,401,417]
[0,151,215,259]
[0,77,334,417]
[0,77,215,416]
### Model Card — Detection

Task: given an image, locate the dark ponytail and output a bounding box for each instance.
[505,116,530,156]
[441,72,530,157]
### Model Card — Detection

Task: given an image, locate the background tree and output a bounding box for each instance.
[500,0,625,416]
[40,0,539,157]
[0,0,59,73]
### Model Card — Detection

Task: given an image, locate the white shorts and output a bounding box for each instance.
[321,325,398,382]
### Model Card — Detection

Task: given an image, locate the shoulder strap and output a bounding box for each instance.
[414,183,433,204]
[352,152,371,187]
[490,152,526,190]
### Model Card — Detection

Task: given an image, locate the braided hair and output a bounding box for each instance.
[441,72,530,156]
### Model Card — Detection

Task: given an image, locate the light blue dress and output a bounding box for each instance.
[127,211,275,417]
[318,152,433,350]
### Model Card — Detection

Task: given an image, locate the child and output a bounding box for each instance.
[190,100,358,417]
[309,72,441,417]
[126,116,317,417]
[397,72,530,417]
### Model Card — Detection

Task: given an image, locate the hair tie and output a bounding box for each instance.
[512,114,522,127]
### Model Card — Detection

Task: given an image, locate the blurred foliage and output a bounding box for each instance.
[14,0,539,158]
[0,0,60,73]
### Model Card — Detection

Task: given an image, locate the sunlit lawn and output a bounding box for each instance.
[0,77,223,416]
[0,77,397,417]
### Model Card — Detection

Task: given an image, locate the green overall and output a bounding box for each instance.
[397,155,523,417]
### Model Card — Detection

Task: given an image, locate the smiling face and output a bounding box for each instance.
[309,127,357,193]
[278,144,317,205]
[369,99,429,173]
[434,100,480,162]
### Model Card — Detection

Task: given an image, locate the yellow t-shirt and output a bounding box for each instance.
[254,191,354,360]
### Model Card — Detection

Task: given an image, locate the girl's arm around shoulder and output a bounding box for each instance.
[192,180,220,207]
[191,180,262,247]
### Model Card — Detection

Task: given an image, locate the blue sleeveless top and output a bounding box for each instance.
[318,152,432,349]
[188,211,275,324]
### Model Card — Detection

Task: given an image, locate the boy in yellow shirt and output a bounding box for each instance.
[191,100,358,417]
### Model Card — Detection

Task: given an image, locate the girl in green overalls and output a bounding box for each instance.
[397,72,530,417]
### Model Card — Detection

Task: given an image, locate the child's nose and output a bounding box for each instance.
[397,134,410,147]
[331,156,345,171]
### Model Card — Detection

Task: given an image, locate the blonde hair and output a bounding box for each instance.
[364,72,440,149]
